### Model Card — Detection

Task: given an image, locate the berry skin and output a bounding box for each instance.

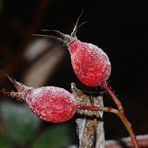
[25,86,76,123]
[68,40,111,87]
[0,73,76,123]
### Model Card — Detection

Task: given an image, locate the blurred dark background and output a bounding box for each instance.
[0,0,148,147]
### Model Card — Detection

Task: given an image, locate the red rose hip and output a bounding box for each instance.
[68,40,111,87]
[0,72,76,123]
[45,14,111,87]
[25,86,76,123]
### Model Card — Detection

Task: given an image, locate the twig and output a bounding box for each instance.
[102,82,139,148]
[68,134,148,148]
[105,134,148,148]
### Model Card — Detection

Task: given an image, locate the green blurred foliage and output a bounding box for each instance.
[33,125,72,148]
[0,132,12,148]
[0,101,73,148]
[0,101,40,145]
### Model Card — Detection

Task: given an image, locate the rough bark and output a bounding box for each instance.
[71,83,105,148]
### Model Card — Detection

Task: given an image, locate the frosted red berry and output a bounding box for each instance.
[0,73,76,123]
[68,39,111,87]
[25,86,76,123]
[46,15,111,87]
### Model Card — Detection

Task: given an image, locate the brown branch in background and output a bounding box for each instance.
[69,134,148,148]
[105,134,148,148]
[71,83,105,148]
[0,0,50,85]
[23,39,66,87]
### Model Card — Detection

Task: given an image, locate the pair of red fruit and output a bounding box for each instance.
[0,13,139,148]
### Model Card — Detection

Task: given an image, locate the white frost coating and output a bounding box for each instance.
[26,86,75,110]
[76,118,86,146]
[87,43,105,55]
[29,87,44,102]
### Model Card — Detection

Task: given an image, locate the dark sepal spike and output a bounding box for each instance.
[41,29,67,39]
[70,9,84,37]
[0,71,31,95]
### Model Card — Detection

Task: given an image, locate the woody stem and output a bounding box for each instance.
[102,82,124,113]
[101,82,139,148]
[77,105,139,148]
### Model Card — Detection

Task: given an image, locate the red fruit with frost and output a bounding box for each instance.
[46,13,111,87]
[68,40,111,87]
[25,86,76,123]
[0,73,76,123]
